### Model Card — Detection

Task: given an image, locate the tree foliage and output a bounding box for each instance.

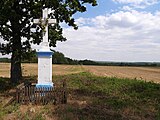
[0,0,97,83]
[21,49,38,63]
[52,51,68,64]
[0,0,97,52]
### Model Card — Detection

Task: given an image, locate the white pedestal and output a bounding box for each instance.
[36,50,53,88]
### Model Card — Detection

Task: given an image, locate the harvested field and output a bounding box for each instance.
[83,65,160,83]
[0,63,10,78]
[0,63,160,83]
[0,63,84,78]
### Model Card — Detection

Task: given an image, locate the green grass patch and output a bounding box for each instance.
[53,72,160,120]
[0,102,19,119]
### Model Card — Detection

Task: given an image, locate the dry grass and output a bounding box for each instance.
[0,63,10,78]
[22,63,84,76]
[0,63,160,83]
[83,65,160,83]
[0,63,84,78]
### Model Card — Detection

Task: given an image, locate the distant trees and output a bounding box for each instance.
[51,50,78,64]
[52,51,68,64]
[0,58,10,62]
[20,50,78,65]
[66,57,78,65]
[78,59,97,65]
[1,49,160,67]
[21,49,37,63]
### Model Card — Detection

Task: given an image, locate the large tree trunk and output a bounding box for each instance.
[10,9,23,83]
[10,36,22,83]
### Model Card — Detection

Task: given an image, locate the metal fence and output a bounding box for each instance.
[16,82,67,105]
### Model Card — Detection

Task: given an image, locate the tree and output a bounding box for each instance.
[21,49,37,63]
[0,0,97,83]
[52,51,68,64]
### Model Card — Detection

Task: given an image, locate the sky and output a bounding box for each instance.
[1,0,160,62]
[55,0,160,62]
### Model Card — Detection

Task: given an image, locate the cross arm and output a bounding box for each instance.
[33,19,56,24]
[33,19,40,24]
[48,19,56,24]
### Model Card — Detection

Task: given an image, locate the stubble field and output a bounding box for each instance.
[0,63,160,83]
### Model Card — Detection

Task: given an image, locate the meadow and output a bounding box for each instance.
[0,63,160,120]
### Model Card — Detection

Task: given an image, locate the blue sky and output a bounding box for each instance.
[74,0,114,18]
[1,0,160,62]
[55,0,160,62]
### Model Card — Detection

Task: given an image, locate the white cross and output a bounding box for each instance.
[33,8,56,43]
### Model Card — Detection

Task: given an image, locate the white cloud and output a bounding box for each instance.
[55,10,160,62]
[122,6,133,11]
[113,0,159,9]
[75,17,91,26]
[113,0,158,5]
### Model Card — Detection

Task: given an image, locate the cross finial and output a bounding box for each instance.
[33,8,56,46]
[43,8,48,19]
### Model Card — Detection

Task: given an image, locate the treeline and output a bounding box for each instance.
[0,50,160,67]
[93,61,160,67]
[52,51,78,65]
[0,58,10,63]
[20,50,78,64]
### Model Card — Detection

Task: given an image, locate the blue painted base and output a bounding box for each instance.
[36,83,54,88]
[37,51,53,58]
[36,83,54,96]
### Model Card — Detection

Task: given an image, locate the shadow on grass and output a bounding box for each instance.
[54,89,126,120]
[0,77,13,93]
[52,88,160,120]
[55,104,123,120]
[0,76,37,93]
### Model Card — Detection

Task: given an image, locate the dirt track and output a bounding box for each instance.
[0,63,160,83]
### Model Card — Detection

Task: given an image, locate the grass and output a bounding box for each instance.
[53,72,160,120]
[0,102,19,119]
[0,72,160,120]
[0,77,15,92]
